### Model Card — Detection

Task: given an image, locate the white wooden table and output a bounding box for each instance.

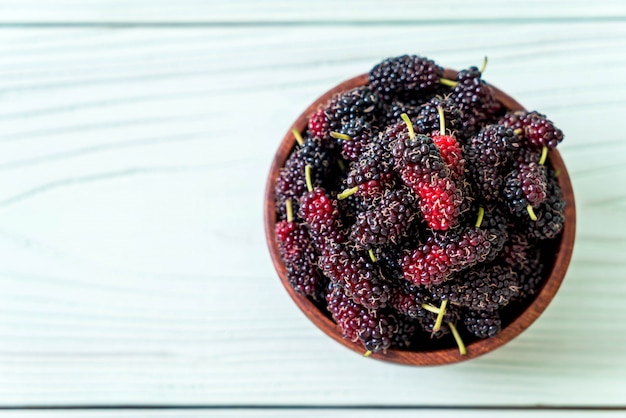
[1,1,626,416]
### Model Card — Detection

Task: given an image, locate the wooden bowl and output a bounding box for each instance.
[264,70,576,365]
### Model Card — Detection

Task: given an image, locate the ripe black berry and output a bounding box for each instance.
[419,303,461,339]
[464,310,502,338]
[275,136,336,219]
[504,162,547,216]
[521,172,565,241]
[275,220,321,296]
[464,124,521,202]
[326,283,396,353]
[320,243,391,309]
[438,264,520,311]
[500,110,564,150]
[451,66,502,135]
[350,186,417,249]
[401,228,494,286]
[337,117,377,162]
[345,127,398,200]
[389,279,432,319]
[380,99,421,126]
[414,96,465,139]
[325,86,381,134]
[369,55,444,102]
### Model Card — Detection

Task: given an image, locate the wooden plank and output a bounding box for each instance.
[0,0,625,23]
[1,410,625,418]
[0,23,625,407]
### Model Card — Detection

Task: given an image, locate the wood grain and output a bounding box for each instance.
[0,19,625,407]
[2,410,625,418]
[0,0,625,22]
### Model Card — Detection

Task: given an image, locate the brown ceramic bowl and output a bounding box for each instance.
[265,70,576,365]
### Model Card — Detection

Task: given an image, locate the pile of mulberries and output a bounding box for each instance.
[274,55,567,355]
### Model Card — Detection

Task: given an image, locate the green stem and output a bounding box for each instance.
[305,165,313,193]
[292,128,304,146]
[363,350,372,357]
[539,146,548,165]
[330,131,352,141]
[337,186,359,200]
[437,106,446,134]
[527,204,538,221]
[433,299,448,332]
[286,199,294,223]
[479,56,488,74]
[440,78,459,87]
[448,322,467,355]
[368,249,377,263]
[421,303,441,314]
[475,207,485,228]
[400,113,415,139]
[513,128,523,136]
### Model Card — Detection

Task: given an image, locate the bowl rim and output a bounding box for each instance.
[264,70,576,365]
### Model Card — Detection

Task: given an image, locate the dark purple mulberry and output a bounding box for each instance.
[275,136,335,218]
[337,117,377,162]
[464,310,502,338]
[389,279,432,319]
[275,220,320,296]
[326,283,396,353]
[401,228,494,286]
[381,99,421,126]
[320,244,391,309]
[521,172,565,241]
[451,66,502,135]
[350,186,417,249]
[345,127,398,200]
[464,124,522,202]
[325,86,381,134]
[504,162,548,216]
[418,303,461,339]
[414,96,466,139]
[436,264,520,311]
[500,110,564,150]
[369,55,444,102]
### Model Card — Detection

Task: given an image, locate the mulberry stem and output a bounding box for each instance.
[437,106,446,134]
[421,303,441,314]
[539,146,548,165]
[363,350,372,357]
[292,128,304,146]
[433,299,448,332]
[305,165,313,193]
[400,113,415,139]
[285,199,294,223]
[330,131,352,141]
[527,204,538,221]
[338,186,359,200]
[368,249,377,263]
[513,128,523,136]
[479,56,488,74]
[475,207,485,228]
[440,78,459,88]
[448,322,467,355]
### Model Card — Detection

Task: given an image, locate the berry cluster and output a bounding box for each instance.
[274,55,567,355]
